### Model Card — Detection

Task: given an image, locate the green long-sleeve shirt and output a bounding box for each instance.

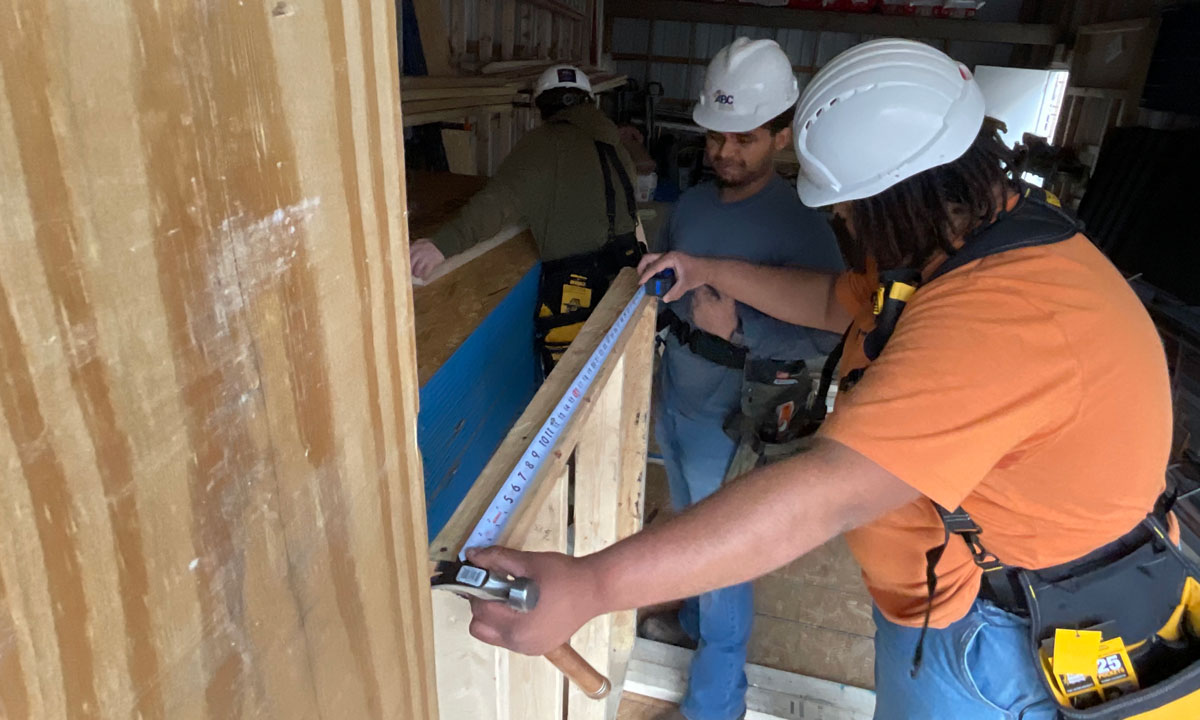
[431,104,639,262]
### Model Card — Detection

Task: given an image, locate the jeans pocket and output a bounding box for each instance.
[960,617,1014,717]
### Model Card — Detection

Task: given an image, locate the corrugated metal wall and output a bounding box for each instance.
[609,0,1027,106]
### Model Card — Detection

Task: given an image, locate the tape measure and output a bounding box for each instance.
[460,285,649,559]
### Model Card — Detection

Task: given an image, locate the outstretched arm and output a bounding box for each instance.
[638,251,851,333]
[466,438,918,655]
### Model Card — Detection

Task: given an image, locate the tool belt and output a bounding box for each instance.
[922,494,1200,718]
[657,307,748,370]
[721,356,824,481]
[536,232,643,373]
[535,140,644,375]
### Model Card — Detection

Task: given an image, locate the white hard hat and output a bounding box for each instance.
[693,38,800,133]
[534,65,593,98]
[793,39,985,208]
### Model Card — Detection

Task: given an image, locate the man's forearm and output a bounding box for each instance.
[701,259,850,333]
[583,439,916,615]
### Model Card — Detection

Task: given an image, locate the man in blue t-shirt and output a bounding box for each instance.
[635,38,843,720]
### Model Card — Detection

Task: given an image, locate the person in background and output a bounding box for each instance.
[410,65,644,373]
[635,37,843,720]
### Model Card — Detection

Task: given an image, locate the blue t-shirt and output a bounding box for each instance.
[657,175,844,419]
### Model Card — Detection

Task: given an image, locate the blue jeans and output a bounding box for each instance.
[873,599,1059,720]
[655,402,752,720]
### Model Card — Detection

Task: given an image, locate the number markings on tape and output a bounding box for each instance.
[459,286,648,559]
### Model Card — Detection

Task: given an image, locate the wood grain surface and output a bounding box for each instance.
[0,1,437,718]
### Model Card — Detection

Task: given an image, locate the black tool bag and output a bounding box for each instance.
[925,502,1200,719]
[534,140,644,375]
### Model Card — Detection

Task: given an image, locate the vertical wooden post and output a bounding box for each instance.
[413,0,454,74]
[479,0,496,63]
[569,357,626,720]
[0,1,438,719]
[607,307,657,720]
[501,0,517,59]
[450,0,467,67]
[498,110,514,166]
[433,466,570,719]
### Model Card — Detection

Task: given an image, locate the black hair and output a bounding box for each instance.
[535,88,593,120]
[839,116,1015,273]
[764,105,796,136]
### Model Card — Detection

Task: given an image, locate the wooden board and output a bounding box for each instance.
[406,171,540,384]
[429,270,651,561]
[412,231,539,385]
[627,639,876,720]
[0,1,436,719]
[413,0,454,74]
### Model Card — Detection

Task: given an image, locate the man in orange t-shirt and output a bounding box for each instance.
[461,40,1173,719]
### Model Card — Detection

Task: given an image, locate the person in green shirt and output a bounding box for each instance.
[410,65,644,373]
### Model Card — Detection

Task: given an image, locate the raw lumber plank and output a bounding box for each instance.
[482,58,555,74]
[413,0,454,74]
[509,465,570,719]
[627,639,876,720]
[441,127,477,175]
[748,616,876,691]
[617,693,677,720]
[405,96,515,115]
[501,0,517,59]
[570,356,626,720]
[606,305,656,720]
[410,227,538,385]
[433,465,569,719]
[403,74,522,90]
[405,103,513,128]
[0,1,436,718]
[429,270,653,561]
[402,85,517,101]
[753,574,876,639]
[479,0,496,62]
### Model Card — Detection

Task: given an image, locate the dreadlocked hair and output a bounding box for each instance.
[840,117,1016,273]
[764,106,796,136]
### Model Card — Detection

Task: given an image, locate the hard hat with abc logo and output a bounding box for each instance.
[693,38,800,133]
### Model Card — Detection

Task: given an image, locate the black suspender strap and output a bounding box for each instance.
[658,307,747,370]
[594,140,639,240]
[912,504,1005,676]
[926,194,1081,284]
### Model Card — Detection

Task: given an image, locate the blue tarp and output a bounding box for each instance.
[419,266,542,539]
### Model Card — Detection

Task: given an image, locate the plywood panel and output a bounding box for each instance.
[0,1,436,718]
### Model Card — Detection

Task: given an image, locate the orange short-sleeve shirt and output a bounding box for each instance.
[818,232,1173,628]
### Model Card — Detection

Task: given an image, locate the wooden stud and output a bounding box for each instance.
[605,304,656,720]
[433,466,570,719]
[0,1,438,718]
[508,466,570,719]
[479,0,496,63]
[413,0,455,74]
[498,109,514,165]
[501,0,517,59]
[450,0,467,67]
[526,3,539,58]
[552,13,562,59]
[569,358,626,720]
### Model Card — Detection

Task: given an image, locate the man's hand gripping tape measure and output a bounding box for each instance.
[646,268,676,298]
[431,561,612,699]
